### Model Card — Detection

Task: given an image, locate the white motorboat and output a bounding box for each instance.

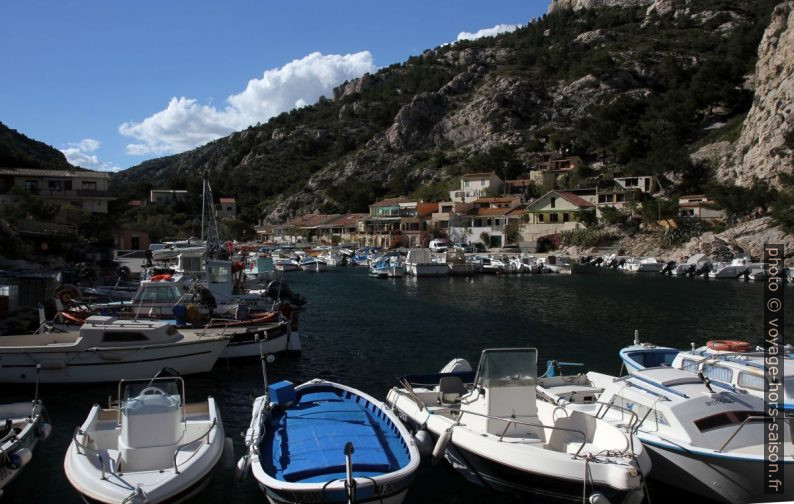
[387,349,649,503]
[619,333,794,412]
[239,379,420,504]
[65,375,228,503]
[405,249,448,277]
[318,250,345,266]
[273,257,300,272]
[0,316,228,383]
[0,399,51,496]
[540,255,573,274]
[620,257,664,273]
[539,367,794,503]
[709,255,752,279]
[478,256,508,274]
[299,257,327,272]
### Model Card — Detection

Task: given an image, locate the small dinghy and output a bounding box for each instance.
[387,348,649,503]
[64,373,228,503]
[239,379,420,503]
[0,393,51,496]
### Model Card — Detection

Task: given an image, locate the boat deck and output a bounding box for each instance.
[261,385,410,483]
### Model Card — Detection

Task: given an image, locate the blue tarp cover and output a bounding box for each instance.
[262,385,409,483]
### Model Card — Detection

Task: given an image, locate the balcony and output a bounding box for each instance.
[20,188,115,199]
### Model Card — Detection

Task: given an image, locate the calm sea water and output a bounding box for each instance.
[4,267,792,503]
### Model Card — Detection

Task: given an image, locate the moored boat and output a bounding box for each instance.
[386,348,649,503]
[0,398,51,496]
[239,379,420,504]
[0,316,229,383]
[64,374,228,503]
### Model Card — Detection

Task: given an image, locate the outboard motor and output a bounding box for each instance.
[593,257,604,267]
[685,264,696,277]
[617,258,626,268]
[266,280,307,307]
[661,261,675,275]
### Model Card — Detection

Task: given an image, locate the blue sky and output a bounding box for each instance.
[1,1,546,172]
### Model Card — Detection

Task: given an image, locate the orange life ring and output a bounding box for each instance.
[151,274,172,282]
[707,340,751,352]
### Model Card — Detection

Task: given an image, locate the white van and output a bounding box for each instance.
[429,239,448,252]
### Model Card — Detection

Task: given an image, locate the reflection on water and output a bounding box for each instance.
[4,267,790,503]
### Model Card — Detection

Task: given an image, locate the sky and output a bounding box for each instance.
[0,1,547,172]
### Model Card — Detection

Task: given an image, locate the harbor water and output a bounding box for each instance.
[4,267,792,503]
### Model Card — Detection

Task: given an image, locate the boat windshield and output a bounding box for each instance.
[121,378,183,406]
[475,348,538,387]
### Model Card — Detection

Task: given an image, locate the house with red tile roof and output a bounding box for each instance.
[448,204,526,249]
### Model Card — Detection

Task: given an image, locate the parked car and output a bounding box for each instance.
[452,242,476,253]
[429,239,449,252]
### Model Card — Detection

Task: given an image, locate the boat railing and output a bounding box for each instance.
[717,415,791,453]
[173,418,216,474]
[428,403,590,459]
[198,318,236,339]
[73,427,108,480]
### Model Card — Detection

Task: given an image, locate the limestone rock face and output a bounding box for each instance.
[548,0,652,14]
[720,2,794,188]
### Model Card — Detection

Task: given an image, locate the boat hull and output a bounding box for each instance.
[643,440,794,503]
[0,339,228,383]
[221,325,300,359]
[407,264,448,277]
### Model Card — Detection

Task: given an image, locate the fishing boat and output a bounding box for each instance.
[239,379,420,504]
[64,374,228,503]
[539,366,794,503]
[0,316,229,383]
[709,255,752,279]
[386,348,649,503]
[0,395,51,496]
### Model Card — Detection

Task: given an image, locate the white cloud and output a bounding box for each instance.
[457,23,520,41]
[119,51,376,156]
[60,139,122,172]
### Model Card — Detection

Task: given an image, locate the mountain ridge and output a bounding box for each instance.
[109,0,784,227]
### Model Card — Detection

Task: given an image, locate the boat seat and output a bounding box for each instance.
[437,376,467,405]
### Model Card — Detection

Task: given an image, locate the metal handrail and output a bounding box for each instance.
[717,415,785,453]
[173,418,217,474]
[73,427,107,480]
[594,401,641,432]
[429,404,590,459]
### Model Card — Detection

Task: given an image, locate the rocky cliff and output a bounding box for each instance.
[719,2,794,188]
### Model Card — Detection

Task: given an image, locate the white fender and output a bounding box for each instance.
[589,492,611,504]
[413,429,433,457]
[432,428,453,461]
[221,437,235,470]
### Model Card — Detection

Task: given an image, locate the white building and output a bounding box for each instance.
[449,171,504,203]
[0,167,115,213]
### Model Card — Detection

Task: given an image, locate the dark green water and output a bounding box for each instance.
[4,267,792,503]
